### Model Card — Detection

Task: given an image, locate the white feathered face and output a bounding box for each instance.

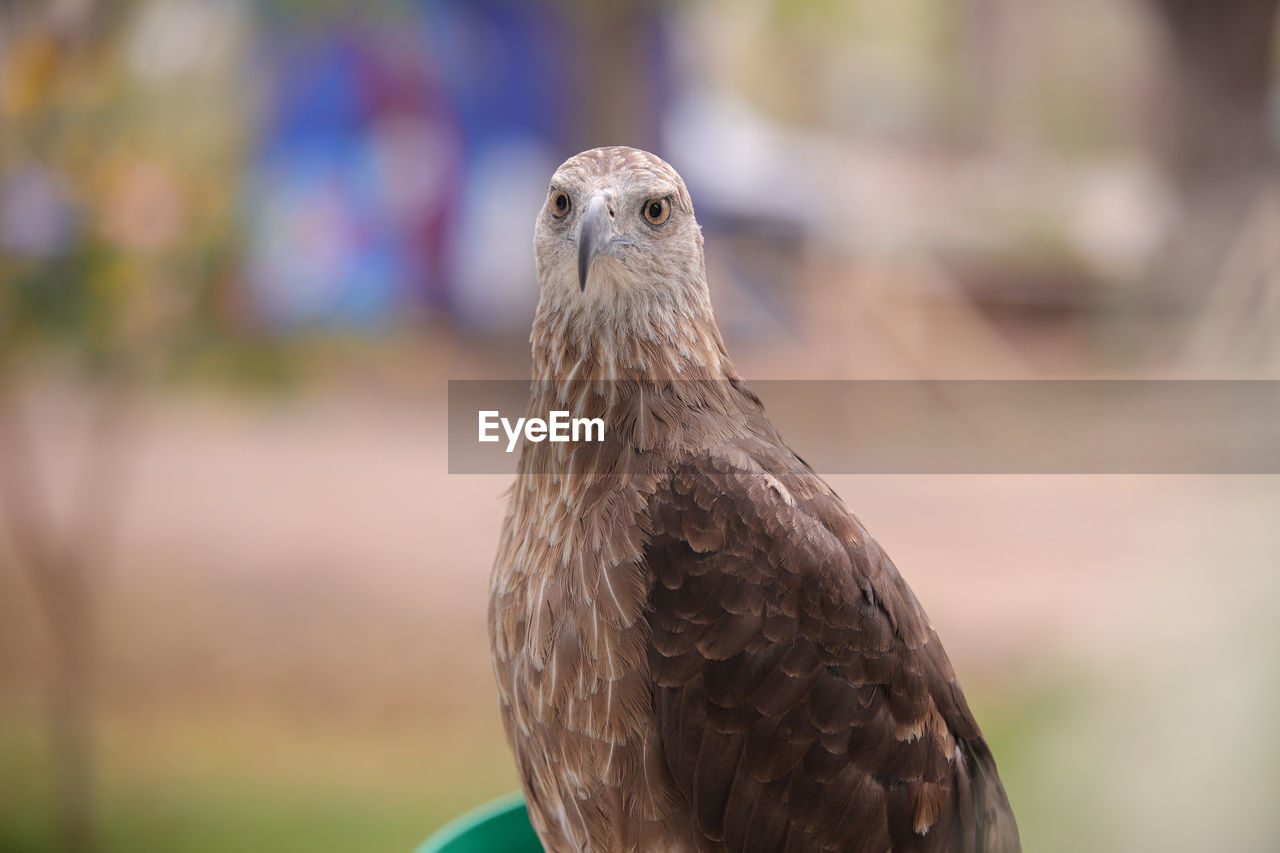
[533,147,705,305]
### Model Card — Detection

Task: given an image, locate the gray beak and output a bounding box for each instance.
[576,194,631,291]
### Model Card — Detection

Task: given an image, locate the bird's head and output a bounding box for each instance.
[534,146,707,307]
[530,146,731,381]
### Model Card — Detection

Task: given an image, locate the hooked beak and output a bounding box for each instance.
[576,194,632,291]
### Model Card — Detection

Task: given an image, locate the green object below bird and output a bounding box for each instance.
[415,793,543,853]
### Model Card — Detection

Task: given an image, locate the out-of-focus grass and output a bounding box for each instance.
[969,674,1109,853]
[0,697,519,853]
[5,667,1278,852]
[0,682,1066,853]
[974,646,1280,853]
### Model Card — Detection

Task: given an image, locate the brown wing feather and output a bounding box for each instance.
[645,454,1021,853]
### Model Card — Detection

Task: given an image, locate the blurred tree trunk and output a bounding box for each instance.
[0,378,135,853]
[1149,0,1280,303]
[46,557,95,853]
[568,0,663,152]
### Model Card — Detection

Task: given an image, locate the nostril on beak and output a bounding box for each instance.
[607,208,615,218]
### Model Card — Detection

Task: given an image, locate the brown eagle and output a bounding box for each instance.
[489,147,1021,852]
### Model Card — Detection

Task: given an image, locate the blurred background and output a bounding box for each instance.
[2,0,1279,851]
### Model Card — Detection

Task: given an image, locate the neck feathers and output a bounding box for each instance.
[530,277,736,384]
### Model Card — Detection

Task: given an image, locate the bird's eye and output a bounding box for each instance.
[643,197,670,226]
[551,190,571,218]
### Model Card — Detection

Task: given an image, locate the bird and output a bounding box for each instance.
[488,146,1021,853]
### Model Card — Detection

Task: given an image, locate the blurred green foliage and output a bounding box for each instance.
[0,1,297,391]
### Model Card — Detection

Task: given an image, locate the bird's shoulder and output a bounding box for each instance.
[647,444,936,655]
